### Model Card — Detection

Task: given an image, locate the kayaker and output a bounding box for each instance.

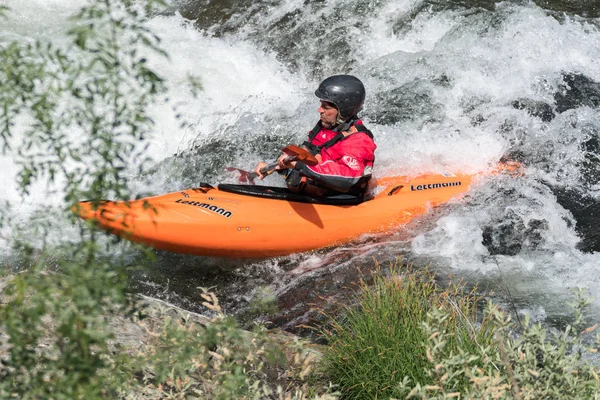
[254,74,376,198]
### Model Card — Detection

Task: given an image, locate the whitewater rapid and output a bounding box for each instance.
[2,0,599,328]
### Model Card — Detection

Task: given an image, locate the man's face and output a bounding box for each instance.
[318,101,339,128]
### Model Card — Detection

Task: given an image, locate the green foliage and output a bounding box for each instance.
[321,266,600,399]
[0,0,167,206]
[0,3,334,399]
[320,264,496,400]
[409,288,600,399]
[138,291,278,398]
[0,257,135,398]
[131,289,321,399]
[0,1,170,398]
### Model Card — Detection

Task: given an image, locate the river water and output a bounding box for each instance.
[1,0,599,332]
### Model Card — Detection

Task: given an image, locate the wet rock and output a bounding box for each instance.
[551,188,600,253]
[555,73,600,113]
[582,129,600,186]
[269,255,387,335]
[178,0,255,31]
[366,82,444,125]
[482,210,549,256]
[512,98,556,122]
[535,0,600,18]
[543,125,600,253]
[510,73,600,122]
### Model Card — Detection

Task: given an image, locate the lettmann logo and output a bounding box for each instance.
[410,181,462,191]
[176,199,233,218]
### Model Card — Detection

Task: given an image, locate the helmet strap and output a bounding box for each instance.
[332,115,358,133]
[332,111,348,132]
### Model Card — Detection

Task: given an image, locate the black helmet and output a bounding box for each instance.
[315,75,366,121]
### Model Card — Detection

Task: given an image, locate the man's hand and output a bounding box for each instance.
[277,153,296,169]
[254,147,320,180]
[253,161,269,180]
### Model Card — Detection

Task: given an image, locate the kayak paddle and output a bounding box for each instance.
[227,145,318,184]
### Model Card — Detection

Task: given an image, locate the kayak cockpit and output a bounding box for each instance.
[216,183,367,205]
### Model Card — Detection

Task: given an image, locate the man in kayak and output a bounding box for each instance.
[254,74,376,198]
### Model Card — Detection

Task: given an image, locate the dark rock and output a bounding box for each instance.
[482,210,549,256]
[555,73,600,113]
[366,82,444,125]
[512,98,556,122]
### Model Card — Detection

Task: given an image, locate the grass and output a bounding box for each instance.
[320,263,496,399]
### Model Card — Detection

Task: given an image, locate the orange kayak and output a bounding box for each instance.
[76,163,519,258]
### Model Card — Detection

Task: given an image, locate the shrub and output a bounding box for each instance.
[0,259,135,398]
[410,288,600,399]
[0,4,339,398]
[320,264,495,399]
[131,289,340,399]
[0,1,170,397]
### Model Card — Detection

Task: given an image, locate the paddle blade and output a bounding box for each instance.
[281,145,318,166]
[225,167,256,185]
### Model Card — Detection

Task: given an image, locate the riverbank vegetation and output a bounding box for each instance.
[320,266,496,399]
[1,1,600,399]
[320,266,600,399]
[3,261,600,399]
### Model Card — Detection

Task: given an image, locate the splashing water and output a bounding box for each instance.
[2,0,600,331]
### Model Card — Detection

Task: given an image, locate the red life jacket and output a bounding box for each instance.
[287,119,376,197]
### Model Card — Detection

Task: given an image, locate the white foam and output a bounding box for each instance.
[143,13,305,160]
[2,0,600,322]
